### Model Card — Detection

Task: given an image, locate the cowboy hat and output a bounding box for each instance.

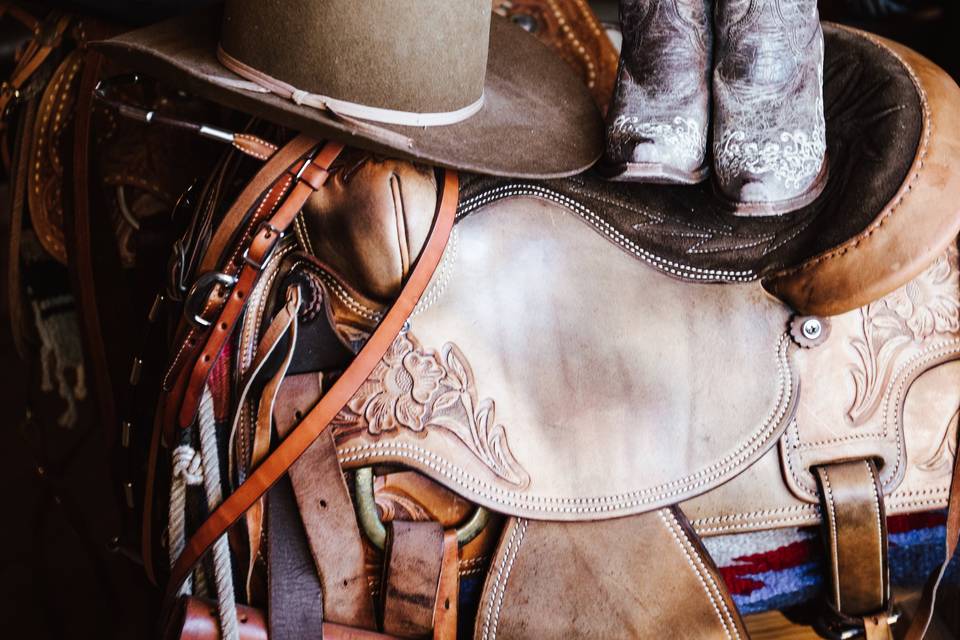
[92,0,603,178]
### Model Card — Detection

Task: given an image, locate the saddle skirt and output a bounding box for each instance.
[328,194,798,519]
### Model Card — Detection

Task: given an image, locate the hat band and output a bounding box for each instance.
[217,46,484,127]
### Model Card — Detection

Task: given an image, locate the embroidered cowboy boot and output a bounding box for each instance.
[712,0,827,215]
[601,0,712,183]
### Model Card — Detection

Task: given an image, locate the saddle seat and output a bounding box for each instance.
[273,23,960,529]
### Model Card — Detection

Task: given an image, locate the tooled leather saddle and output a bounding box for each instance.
[92,17,960,640]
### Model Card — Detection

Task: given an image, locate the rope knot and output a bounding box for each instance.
[172,445,203,486]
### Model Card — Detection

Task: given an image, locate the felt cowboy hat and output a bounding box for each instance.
[92,0,603,178]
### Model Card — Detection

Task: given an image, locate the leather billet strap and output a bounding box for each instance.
[143,135,323,584]
[381,520,445,637]
[164,169,459,607]
[814,460,893,640]
[174,139,345,432]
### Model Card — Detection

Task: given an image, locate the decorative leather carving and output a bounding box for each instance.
[27,49,82,263]
[780,245,960,502]
[334,331,530,488]
[682,248,960,535]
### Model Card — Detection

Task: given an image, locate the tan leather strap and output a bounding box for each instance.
[225,285,302,599]
[814,460,892,635]
[164,169,458,606]
[433,529,459,640]
[381,520,445,638]
[160,137,315,435]
[175,140,345,431]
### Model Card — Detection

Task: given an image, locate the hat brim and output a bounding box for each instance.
[92,6,603,179]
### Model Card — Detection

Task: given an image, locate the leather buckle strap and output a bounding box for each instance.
[241,222,285,271]
[184,271,238,328]
[814,459,893,640]
[172,140,344,433]
[163,170,459,612]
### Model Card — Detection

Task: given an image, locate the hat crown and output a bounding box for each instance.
[220,0,491,123]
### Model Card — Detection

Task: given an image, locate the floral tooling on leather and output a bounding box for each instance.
[334,331,530,487]
[848,245,960,427]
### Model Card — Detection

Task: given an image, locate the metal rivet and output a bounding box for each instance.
[129,358,143,386]
[124,482,135,509]
[801,318,822,340]
[121,421,132,448]
[511,14,538,32]
[148,293,164,323]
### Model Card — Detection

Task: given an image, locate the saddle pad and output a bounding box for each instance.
[325,194,798,520]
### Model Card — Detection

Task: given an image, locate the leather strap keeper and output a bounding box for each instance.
[814,460,893,638]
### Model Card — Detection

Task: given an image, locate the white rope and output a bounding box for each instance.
[198,386,240,640]
[168,444,202,595]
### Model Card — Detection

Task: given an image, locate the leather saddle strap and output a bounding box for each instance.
[279,411,378,628]
[175,140,345,431]
[222,285,303,599]
[813,460,892,640]
[165,169,458,607]
[148,136,329,585]
[267,475,325,640]
[432,530,459,640]
[381,520,445,638]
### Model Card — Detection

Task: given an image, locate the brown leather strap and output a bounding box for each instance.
[432,529,459,640]
[175,140,344,431]
[147,135,321,585]
[231,285,302,598]
[164,169,458,606]
[381,520,444,638]
[814,460,891,632]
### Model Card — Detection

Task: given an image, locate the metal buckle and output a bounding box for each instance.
[242,222,285,271]
[184,271,238,328]
[354,467,489,550]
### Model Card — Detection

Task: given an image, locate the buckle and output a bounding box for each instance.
[241,221,285,271]
[184,271,238,328]
[354,467,489,550]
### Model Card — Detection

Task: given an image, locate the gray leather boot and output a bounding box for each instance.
[712,0,828,215]
[601,0,712,184]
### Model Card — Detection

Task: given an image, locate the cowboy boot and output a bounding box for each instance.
[601,0,712,184]
[712,0,827,215]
